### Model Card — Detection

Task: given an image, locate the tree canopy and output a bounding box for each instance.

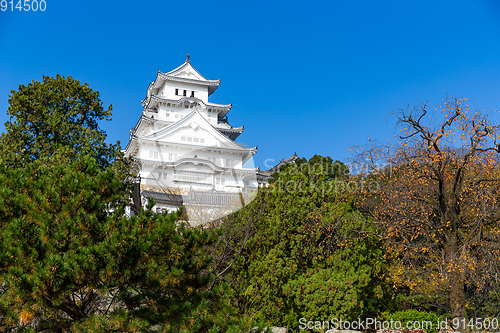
[0,76,263,332]
[0,154,217,331]
[4,75,500,331]
[212,155,391,329]
[354,96,500,322]
[0,74,119,169]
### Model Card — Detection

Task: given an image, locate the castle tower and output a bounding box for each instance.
[124,55,259,222]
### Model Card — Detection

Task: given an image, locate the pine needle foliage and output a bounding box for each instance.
[0,75,232,332]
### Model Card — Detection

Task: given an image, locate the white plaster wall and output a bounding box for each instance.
[155,104,217,124]
[139,155,250,191]
[132,66,258,201]
[159,81,209,102]
[140,165,254,193]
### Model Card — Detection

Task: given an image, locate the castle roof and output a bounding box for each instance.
[144,95,232,117]
[124,109,257,164]
[145,59,220,104]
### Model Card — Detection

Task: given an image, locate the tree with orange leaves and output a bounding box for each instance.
[354,96,500,325]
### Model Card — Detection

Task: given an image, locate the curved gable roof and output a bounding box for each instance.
[151,61,221,95]
[142,109,252,151]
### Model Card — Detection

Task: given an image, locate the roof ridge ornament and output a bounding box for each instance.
[186,53,190,63]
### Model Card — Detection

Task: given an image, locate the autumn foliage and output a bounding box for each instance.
[354,96,500,321]
[3,74,500,331]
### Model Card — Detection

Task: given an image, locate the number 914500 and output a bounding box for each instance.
[1,0,46,11]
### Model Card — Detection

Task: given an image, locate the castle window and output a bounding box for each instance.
[183,90,187,96]
[175,89,179,95]
[149,151,159,159]
[190,91,195,97]
[173,170,212,184]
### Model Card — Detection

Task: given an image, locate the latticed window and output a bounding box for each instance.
[173,170,212,184]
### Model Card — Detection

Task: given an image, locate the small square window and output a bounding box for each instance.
[194,138,200,143]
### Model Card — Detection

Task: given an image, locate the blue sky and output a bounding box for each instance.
[1,0,500,169]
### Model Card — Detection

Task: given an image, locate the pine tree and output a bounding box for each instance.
[0,75,238,332]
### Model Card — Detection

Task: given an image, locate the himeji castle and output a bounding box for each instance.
[124,55,262,224]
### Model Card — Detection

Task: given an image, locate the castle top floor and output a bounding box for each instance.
[142,54,221,106]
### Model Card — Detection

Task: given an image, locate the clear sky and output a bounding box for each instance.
[1,0,500,169]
